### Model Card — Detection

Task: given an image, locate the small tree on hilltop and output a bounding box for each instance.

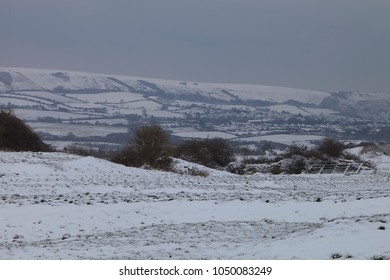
[112,124,172,170]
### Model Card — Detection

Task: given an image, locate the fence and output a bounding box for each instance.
[305,162,364,175]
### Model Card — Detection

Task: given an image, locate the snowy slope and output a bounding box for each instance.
[1,152,389,259]
[0,67,330,105]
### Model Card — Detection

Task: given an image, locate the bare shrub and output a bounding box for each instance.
[269,163,282,175]
[226,162,246,175]
[112,124,173,171]
[281,155,307,174]
[317,138,345,158]
[111,147,140,167]
[175,138,233,168]
[284,145,308,158]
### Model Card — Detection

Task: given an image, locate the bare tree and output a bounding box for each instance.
[113,124,172,170]
[133,124,172,169]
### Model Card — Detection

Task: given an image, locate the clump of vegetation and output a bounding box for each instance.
[269,164,282,175]
[109,126,374,176]
[112,124,234,172]
[226,162,247,175]
[281,155,307,174]
[284,138,345,161]
[0,110,50,152]
[279,138,367,174]
[330,252,353,259]
[330,252,343,259]
[370,255,389,260]
[317,137,345,158]
[174,138,234,168]
[227,137,372,175]
[112,124,173,171]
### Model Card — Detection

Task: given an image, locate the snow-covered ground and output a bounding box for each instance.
[0,151,389,259]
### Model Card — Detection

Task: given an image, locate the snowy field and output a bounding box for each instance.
[0,151,389,260]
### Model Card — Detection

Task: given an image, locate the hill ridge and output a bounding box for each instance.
[0,67,389,148]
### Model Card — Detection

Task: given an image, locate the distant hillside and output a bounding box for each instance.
[0,67,389,149]
[0,67,331,104]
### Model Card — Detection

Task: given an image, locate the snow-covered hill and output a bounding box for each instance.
[1,151,389,259]
[1,67,389,148]
[0,67,330,104]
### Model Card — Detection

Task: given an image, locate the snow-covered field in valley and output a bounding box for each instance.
[0,151,389,259]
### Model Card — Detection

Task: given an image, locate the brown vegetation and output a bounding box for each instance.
[112,124,173,170]
[174,138,234,168]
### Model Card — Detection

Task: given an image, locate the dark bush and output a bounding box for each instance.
[175,138,234,168]
[317,138,345,158]
[111,147,140,167]
[270,164,282,175]
[226,162,246,175]
[282,138,345,161]
[281,155,307,174]
[112,124,173,170]
[134,124,172,170]
[0,110,50,152]
[175,140,211,166]
[204,138,234,167]
[284,145,308,158]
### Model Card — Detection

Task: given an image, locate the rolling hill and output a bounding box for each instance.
[0,67,389,149]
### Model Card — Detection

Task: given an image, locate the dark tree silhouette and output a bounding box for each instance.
[317,138,345,158]
[112,124,172,170]
[175,138,234,167]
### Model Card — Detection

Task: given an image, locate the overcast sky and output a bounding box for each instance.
[1,0,389,92]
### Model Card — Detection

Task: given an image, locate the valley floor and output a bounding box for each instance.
[0,152,389,259]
